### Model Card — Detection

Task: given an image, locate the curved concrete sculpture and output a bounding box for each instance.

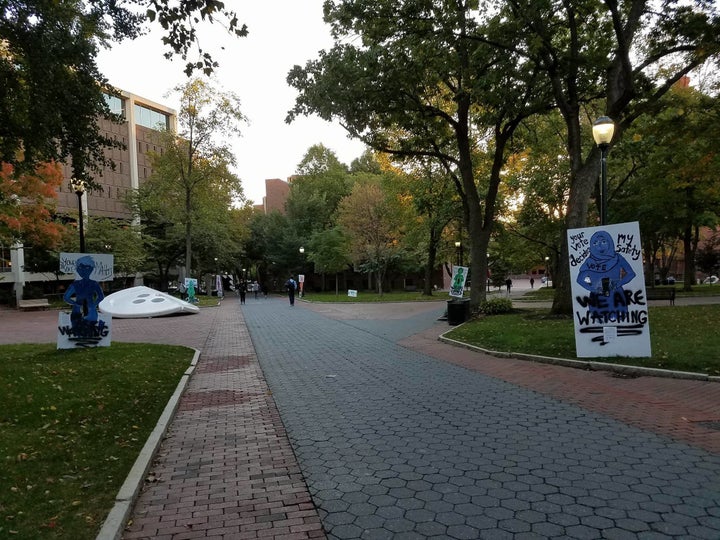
[99,286,200,318]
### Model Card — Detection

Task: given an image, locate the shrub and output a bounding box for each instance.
[479,297,513,315]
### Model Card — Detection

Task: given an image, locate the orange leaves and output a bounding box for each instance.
[0,161,67,247]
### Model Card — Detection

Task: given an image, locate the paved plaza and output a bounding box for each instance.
[1,293,719,539]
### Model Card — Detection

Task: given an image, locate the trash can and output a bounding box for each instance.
[447,298,470,325]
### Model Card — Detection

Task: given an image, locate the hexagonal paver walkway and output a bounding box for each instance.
[244,298,720,540]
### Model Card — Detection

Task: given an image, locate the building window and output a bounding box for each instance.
[103,93,125,117]
[134,104,170,130]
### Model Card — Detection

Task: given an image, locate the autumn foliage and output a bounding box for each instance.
[0,162,66,247]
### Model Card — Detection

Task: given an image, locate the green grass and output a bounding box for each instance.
[446,304,720,375]
[0,343,193,539]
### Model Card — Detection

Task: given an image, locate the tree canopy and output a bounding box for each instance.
[288,0,720,312]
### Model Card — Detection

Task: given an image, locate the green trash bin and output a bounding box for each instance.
[447,298,470,325]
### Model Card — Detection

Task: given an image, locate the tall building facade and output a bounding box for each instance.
[57,90,177,219]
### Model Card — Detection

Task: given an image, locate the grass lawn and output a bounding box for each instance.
[0,343,193,539]
[445,304,720,376]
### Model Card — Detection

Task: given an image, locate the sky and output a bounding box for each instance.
[96,1,367,205]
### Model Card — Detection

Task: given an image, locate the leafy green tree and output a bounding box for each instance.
[696,232,720,278]
[307,227,351,295]
[286,144,353,240]
[154,78,246,278]
[1,1,246,184]
[288,0,552,308]
[387,158,460,296]
[338,176,404,295]
[503,112,572,278]
[83,218,147,286]
[612,86,720,289]
[496,0,720,312]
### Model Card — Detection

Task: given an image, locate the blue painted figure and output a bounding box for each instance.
[576,231,636,321]
[64,255,105,333]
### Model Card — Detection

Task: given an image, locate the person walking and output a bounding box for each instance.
[505,278,512,295]
[530,277,535,289]
[285,275,297,306]
[239,280,247,305]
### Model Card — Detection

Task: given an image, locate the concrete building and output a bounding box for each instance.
[7,90,177,302]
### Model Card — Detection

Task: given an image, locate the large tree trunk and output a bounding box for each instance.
[424,226,440,296]
[682,225,697,291]
[551,145,602,314]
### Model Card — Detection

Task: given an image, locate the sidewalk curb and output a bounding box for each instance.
[438,331,719,383]
[96,348,201,540]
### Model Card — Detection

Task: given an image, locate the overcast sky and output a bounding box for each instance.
[96,2,366,205]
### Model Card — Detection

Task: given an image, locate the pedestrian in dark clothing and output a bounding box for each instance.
[505,278,512,294]
[530,277,535,289]
[239,280,247,304]
[285,275,297,306]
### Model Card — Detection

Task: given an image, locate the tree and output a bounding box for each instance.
[497,0,720,313]
[82,218,147,287]
[157,78,246,278]
[504,112,572,279]
[286,144,352,240]
[0,1,246,184]
[387,158,460,296]
[288,0,552,308]
[307,227,352,295]
[611,85,720,289]
[0,162,66,248]
[338,177,404,295]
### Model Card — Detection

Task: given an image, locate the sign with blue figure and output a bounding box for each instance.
[567,222,651,358]
[449,265,468,298]
[57,253,113,349]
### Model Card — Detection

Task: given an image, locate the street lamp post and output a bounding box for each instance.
[592,116,615,226]
[70,178,86,253]
[454,241,462,267]
[298,247,305,297]
[545,256,550,287]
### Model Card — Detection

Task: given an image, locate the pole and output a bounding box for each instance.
[76,191,85,253]
[600,144,608,226]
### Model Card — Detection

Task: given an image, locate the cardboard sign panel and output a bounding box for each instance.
[567,222,651,358]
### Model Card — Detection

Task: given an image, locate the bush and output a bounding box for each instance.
[479,297,513,315]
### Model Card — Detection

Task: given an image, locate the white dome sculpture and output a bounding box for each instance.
[99,286,200,318]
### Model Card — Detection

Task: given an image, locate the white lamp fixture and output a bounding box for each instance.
[592,116,615,146]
